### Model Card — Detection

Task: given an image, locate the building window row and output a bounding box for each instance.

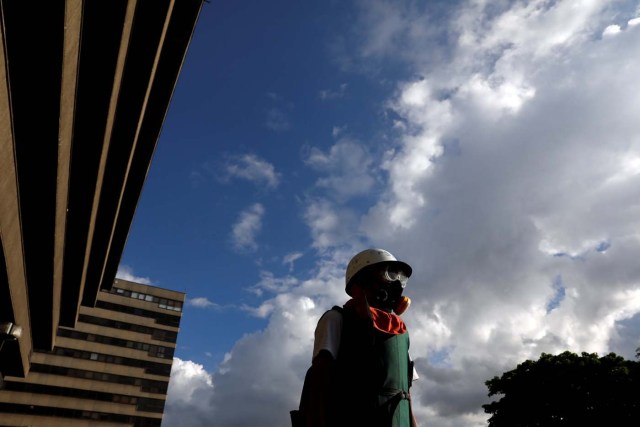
[30,363,169,394]
[78,314,178,343]
[95,300,181,327]
[0,402,162,427]
[57,328,174,360]
[137,397,167,413]
[1,380,166,413]
[42,347,172,377]
[109,287,183,312]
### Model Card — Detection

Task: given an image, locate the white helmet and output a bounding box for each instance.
[345,248,412,295]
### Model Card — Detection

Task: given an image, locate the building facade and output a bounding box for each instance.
[0,0,204,381]
[0,279,184,427]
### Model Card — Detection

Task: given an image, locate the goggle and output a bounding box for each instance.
[379,265,409,288]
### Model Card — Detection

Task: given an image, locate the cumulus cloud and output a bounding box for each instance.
[164,2,640,427]
[603,24,622,36]
[303,198,360,250]
[224,154,281,189]
[230,203,265,252]
[163,359,215,426]
[246,270,300,298]
[304,138,377,201]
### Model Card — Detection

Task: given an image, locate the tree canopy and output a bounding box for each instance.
[483,351,640,426]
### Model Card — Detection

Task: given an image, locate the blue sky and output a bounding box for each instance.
[117,1,640,426]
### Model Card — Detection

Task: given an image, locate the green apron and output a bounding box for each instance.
[332,306,412,427]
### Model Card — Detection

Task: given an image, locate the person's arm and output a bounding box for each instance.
[305,349,334,427]
[305,309,342,427]
[409,395,419,427]
[408,350,419,426]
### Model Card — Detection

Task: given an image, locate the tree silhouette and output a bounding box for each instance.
[483,351,640,426]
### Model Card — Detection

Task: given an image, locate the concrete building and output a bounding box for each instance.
[0,278,184,426]
[0,0,202,378]
[0,0,204,424]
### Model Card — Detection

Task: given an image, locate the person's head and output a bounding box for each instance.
[345,248,412,314]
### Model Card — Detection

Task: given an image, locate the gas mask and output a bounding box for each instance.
[373,265,411,315]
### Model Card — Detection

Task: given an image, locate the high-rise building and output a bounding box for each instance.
[0,279,184,427]
[0,0,204,385]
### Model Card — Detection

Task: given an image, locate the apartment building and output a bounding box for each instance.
[0,279,184,427]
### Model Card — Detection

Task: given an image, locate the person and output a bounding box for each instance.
[303,248,419,427]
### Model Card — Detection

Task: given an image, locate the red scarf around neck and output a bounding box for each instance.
[344,298,407,335]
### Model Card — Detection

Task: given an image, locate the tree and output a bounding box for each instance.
[483,351,640,426]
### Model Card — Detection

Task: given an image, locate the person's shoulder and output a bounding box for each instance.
[318,306,343,323]
[330,305,343,314]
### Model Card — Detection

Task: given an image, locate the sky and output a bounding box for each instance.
[116,1,640,426]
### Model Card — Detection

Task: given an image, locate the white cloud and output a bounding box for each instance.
[247,270,299,297]
[332,125,347,138]
[186,297,219,309]
[304,138,377,201]
[230,203,265,252]
[603,24,621,36]
[303,199,360,250]
[162,288,341,426]
[283,251,303,271]
[319,83,348,100]
[163,358,215,426]
[224,154,280,189]
[115,265,152,285]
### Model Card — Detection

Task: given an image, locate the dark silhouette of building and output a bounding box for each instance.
[0,278,184,426]
[0,0,204,424]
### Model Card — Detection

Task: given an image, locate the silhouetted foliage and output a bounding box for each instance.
[483,351,640,426]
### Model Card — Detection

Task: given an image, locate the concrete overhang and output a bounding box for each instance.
[0,0,204,378]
